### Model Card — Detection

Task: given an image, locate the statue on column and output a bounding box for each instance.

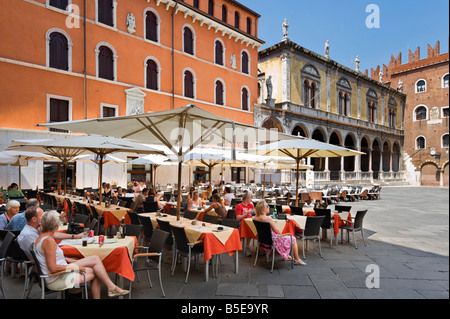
[397,79,403,92]
[325,40,330,58]
[266,75,273,100]
[282,19,289,41]
[355,55,360,72]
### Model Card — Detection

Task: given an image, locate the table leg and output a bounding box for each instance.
[235,250,239,274]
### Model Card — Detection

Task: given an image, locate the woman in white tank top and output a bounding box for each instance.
[34,210,130,298]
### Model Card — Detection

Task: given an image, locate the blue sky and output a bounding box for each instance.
[239,0,449,73]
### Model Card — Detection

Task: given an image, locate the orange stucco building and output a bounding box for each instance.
[0,0,264,189]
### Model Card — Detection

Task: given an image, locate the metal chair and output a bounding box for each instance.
[202,214,219,224]
[170,225,205,283]
[220,218,240,229]
[335,205,352,212]
[29,244,88,299]
[137,215,154,245]
[314,208,333,245]
[0,231,16,298]
[129,229,170,298]
[183,210,198,220]
[253,220,294,273]
[289,205,303,216]
[73,214,90,226]
[297,216,325,259]
[340,210,368,249]
[127,211,141,225]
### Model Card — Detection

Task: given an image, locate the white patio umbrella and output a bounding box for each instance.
[250,138,364,206]
[129,154,170,187]
[36,104,288,220]
[0,151,58,190]
[7,135,163,201]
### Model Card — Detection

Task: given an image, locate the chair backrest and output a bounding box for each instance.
[314,208,331,228]
[80,203,90,216]
[127,211,141,225]
[129,201,137,212]
[73,214,90,225]
[156,219,173,246]
[276,205,283,215]
[0,231,16,259]
[335,205,351,212]
[202,214,218,224]
[183,211,197,220]
[220,218,240,228]
[168,207,178,216]
[304,216,325,237]
[163,192,172,202]
[137,215,154,239]
[124,224,143,242]
[226,209,236,220]
[289,205,303,216]
[252,220,273,246]
[353,210,368,229]
[148,229,170,255]
[170,225,191,254]
[89,206,99,219]
[89,218,98,234]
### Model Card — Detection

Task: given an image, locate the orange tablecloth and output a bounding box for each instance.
[60,236,137,281]
[239,218,301,239]
[200,229,241,262]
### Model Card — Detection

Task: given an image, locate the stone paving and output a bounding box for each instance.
[1,186,448,300]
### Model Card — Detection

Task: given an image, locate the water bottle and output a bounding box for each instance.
[273,205,277,219]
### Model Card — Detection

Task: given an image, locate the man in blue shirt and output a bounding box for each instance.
[6,198,39,231]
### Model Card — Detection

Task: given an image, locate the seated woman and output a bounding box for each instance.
[203,194,227,219]
[145,188,162,210]
[188,186,196,200]
[253,200,306,266]
[187,191,203,211]
[33,210,130,298]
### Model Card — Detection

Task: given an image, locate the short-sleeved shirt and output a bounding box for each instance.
[17,224,40,260]
[235,202,254,219]
[5,212,27,231]
[8,189,25,198]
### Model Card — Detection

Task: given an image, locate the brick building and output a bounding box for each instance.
[0,0,264,189]
[255,36,406,185]
[368,41,449,186]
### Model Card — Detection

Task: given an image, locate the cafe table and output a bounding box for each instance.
[240,217,305,240]
[138,212,241,280]
[59,235,137,282]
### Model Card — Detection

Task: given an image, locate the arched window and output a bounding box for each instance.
[416,79,427,93]
[366,89,378,123]
[49,32,69,71]
[234,11,240,29]
[442,73,449,88]
[146,59,159,90]
[221,5,227,23]
[246,17,252,34]
[215,80,224,105]
[416,136,426,150]
[414,105,428,121]
[241,51,249,74]
[145,10,158,42]
[184,70,195,99]
[208,0,214,16]
[98,45,115,80]
[214,40,224,65]
[442,134,449,148]
[183,26,194,55]
[97,0,114,27]
[301,64,320,108]
[241,87,249,111]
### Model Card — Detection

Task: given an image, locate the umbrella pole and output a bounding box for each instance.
[98,157,103,203]
[176,161,182,221]
[19,165,22,191]
[63,163,67,195]
[295,160,300,207]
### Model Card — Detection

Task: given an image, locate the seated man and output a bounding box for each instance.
[7,183,25,198]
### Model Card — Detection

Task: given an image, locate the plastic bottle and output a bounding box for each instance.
[273,205,277,219]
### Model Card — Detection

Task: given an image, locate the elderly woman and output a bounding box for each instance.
[33,210,129,298]
[0,200,20,230]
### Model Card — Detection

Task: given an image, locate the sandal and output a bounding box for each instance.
[108,286,130,297]
[294,259,307,266]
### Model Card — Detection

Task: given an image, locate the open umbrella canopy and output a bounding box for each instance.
[0,150,59,190]
[7,135,163,199]
[74,154,127,164]
[36,104,289,219]
[250,138,364,206]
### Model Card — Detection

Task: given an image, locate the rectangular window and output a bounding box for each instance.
[49,98,69,132]
[49,0,69,10]
[98,0,114,27]
[102,106,116,118]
